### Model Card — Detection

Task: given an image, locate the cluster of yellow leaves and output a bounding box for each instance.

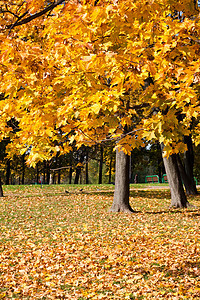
[0,185,200,299]
[0,0,200,162]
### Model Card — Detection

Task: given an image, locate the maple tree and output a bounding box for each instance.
[0,0,200,208]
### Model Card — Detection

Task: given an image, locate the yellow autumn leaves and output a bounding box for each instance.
[0,185,200,299]
[0,0,200,163]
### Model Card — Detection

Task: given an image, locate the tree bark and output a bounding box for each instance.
[43,161,46,184]
[183,135,198,194]
[69,167,73,184]
[36,164,39,184]
[74,167,81,184]
[98,145,103,184]
[58,169,61,184]
[108,156,112,184]
[161,145,189,208]
[22,154,25,184]
[177,154,198,195]
[157,142,162,183]
[109,149,134,213]
[85,151,89,184]
[6,159,11,185]
[49,173,53,184]
[0,176,3,197]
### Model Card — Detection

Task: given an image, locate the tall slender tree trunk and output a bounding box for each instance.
[0,176,3,197]
[22,154,25,184]
[161,145,189,208]
[69,167,73,184]
[6,159,10,185]
[43,161,47,184]
[157,143,162,183]
[74,167,81,184]
[108,156,112,184]
[177,154,198,195]
[53,172,56,184]
[58,170,61,184]
[98,145,103,184]
[183,135,198,194]
[109,149,134,213]
[49,173,53,184]
[36,164,39,184]
[129,154,132,182]
[85,151,89,184]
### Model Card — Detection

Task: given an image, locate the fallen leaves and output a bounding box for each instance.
[0,185,200,299]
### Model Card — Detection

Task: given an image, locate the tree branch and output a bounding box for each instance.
[6,0,66,30]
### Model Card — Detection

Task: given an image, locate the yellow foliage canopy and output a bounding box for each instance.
[0,0,200,163]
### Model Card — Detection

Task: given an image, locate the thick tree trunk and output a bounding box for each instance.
[109,149,134,213]
[0,176,3,197]
[161,145,189,208]
[98,145,103,184]
[177,154,198,195]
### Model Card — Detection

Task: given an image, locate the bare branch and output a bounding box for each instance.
[50,166,72,171]
[6,0,66,30]
[77,128,144,145]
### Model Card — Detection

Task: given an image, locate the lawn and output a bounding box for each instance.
[0,184,200,299]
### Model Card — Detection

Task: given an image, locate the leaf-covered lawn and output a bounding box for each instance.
[0,184,200,299]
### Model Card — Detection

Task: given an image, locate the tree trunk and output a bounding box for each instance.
[69,167,73,184]
[0,176,3,197]
[108,156,112,184]
[6,159,11,185]
[177,154,198,195]
[85,151,89,184]
[161,145,189,208]
[109,149,134,213]
[49,173,53,184]
[22,154,25,184]
[74,167,81,184]
[157,143,162,183]
[43,161,46,184]
[98,145,103,184]
[183,135,198,194]
[36,164,39,184]
[53,172,56,184]
[46,165,50,184]
[58,170,61,184]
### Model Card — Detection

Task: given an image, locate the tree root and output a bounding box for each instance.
[169,201,198,209]
[109,205,135,213]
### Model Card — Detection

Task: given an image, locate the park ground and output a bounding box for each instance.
[0,184,200,299]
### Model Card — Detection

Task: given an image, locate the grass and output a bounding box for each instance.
[0,184,200,299]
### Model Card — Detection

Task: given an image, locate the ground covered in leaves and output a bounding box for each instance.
[0,184,200,299]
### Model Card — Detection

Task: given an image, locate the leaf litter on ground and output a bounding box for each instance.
[0,184,200,299]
